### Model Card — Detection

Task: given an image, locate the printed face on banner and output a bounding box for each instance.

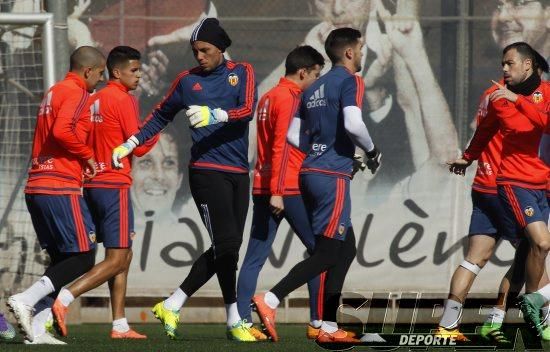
[3,0,549,297]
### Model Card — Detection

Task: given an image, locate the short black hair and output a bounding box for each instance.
[324,28,362,64]
[503,41,548,73]
[107,46,141,78]
[284,45,325,75]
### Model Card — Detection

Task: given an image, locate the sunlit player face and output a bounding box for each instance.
[352,39,364,73]
[132,133,183,216]
[192,40,224,71]
[84,60,106,92]
[114,59,141,91]
[501,47,533,85]
[314,0,371,29]
[492,0,548,49]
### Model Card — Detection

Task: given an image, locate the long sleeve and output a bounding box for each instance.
[343,106,375,153]
[270,94,301,195]
[135,75,186,144]
[514,95,548,129]
[227,63,257,121]
[118,95,159,157]
[287,101,310,153]
[340,75,374,153]
[52,91,94,159]
[463,100,501,162]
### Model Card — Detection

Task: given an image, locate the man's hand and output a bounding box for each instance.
[489,80,518,103]
[270,195,284,216]
[446,157,472,176]
[84,158,97,179]
[365,147,382,174]
[352,154,367,179]
[186,105,228,128]
[112,136,139,169]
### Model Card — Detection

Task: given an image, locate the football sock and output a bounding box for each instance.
[15,276,55,307]
[226,303,241,327]
[439,299,462,329]
[321,321,338,333]
[112,318,130,333]
[264,291,280,309]
[58,288,75,307]
[164,288,187,311]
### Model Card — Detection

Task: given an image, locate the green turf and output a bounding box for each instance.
[2,323,550,351]
[1,324,319,351]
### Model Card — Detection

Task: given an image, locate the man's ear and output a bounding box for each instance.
[298,68,306,81]
[83,67,92,79]
[111,67,121,79]
[345,47,353,60]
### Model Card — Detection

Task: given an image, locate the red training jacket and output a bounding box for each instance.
[25,72,94,195]
[463,80,550,189]
[471,85,503,194]
[84,81,159,189]
[253,77,305,196]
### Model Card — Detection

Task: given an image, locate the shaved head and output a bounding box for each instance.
[69,46,106,92]
[70,46,105,71]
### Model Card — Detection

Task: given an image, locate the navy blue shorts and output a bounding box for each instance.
[84,188,134,248]
[25,194,96,253]
[468,190,510,240]
[300,173,351,241]
[498,184,549,238]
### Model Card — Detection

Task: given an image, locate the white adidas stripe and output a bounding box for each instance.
[191,18,208,42]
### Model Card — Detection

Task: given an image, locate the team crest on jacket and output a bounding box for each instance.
[228,73,239,86]
[338,223,346,235]
[532,91,543,103]
[524,206,535,217]
[89,231,97,243]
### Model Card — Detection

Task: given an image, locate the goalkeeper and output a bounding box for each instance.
[112,17,257,342]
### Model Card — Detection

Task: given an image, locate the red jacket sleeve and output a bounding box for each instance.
[463,99,500,162]
[118,95,159,157]
[227,63,257,121]
[52,90,94,159]
[270,94,301,195]
[514,95,549,129]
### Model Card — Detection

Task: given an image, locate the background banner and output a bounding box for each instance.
[1,0,548,299]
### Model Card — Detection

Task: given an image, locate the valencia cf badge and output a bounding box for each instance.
[338,224,346,235]
[532,91,543,103]
[89,231,97,243]
[524,206,535,217]
[228,73,239,86]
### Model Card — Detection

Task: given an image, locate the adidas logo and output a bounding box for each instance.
[192,82,202,91]
[306,84,326,108]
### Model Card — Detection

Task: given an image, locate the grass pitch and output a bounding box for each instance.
[2,323,549,351]
[1,323,317,352]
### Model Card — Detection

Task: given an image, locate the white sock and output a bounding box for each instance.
[112,318,130,333]
[226,303,241,327]
[163,288,187,311]
[542,305,550,326]
[439,299,462,329]
[264,292,280,309]
[537,284,550,300]
[16,276,55,307]
[321,321,338,333]
[485,307,505,325]
[32,296,54,337]
[58,288,75,307]
[310,319,322,328]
